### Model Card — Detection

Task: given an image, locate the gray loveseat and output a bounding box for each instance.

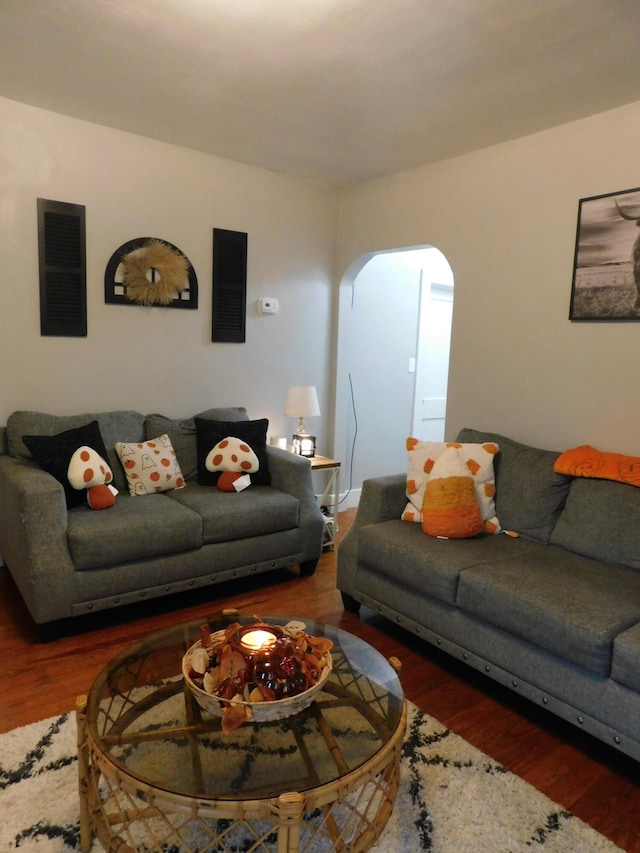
[338,427,640,762]
[0,407,324,638]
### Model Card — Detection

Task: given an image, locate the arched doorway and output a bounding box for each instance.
[334,246,453,507]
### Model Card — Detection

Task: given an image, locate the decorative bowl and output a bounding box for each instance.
[182,627,333,724]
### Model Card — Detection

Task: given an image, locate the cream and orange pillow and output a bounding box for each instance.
[115,434,185,496]
[402,438,500,535]
[421,446,485,538]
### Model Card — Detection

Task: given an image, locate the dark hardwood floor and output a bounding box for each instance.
[1,510,638,851]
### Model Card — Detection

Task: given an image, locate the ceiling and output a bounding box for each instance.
[3,0,640,185]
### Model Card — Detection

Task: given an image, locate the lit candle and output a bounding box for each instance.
[240,629,277,652]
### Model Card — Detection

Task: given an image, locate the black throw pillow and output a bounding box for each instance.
[23,420,110,508]
[195,417,271,487]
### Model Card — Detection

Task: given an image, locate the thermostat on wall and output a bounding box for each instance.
[258,297,279,314]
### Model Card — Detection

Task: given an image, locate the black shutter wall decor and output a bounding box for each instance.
[212,228,247,343]
[37,198,87,337]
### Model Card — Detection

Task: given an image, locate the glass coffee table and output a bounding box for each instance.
[76,609,406,853]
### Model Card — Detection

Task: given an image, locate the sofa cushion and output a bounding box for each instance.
[550,477,640,571]
[195,417,270,487]
[612,623,640,692]
[357,519,539,605]
[115,434,185,495]
[22,421,111,508]
[456,546,640,675]
[8,410,145,493]
[67,493,202,570]
[166,483,298,544]
[456,428,572,544]
[144,407,248,482]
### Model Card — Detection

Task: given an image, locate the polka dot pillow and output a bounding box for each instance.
[115,434,185,496]
[402,438,501,534]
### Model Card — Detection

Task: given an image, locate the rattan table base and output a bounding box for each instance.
[76,614,405,853]
[77,693,406,853]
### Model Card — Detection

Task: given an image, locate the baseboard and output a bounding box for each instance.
[338,488,361,510]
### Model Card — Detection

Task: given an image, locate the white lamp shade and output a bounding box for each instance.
[285,386,320,418]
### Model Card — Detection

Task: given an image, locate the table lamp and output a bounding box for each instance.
[285,385,320,457]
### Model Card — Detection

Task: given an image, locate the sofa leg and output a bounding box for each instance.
[340,592,361,613]
[37,620,62,643]
[299,559,318,577]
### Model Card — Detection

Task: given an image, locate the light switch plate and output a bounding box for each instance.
[258,297,279,314]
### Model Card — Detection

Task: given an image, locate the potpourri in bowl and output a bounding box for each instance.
[182,618,333,733]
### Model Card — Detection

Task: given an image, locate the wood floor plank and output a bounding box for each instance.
[0,509,638,851]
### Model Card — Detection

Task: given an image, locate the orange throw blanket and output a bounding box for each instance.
[554,445,640,487]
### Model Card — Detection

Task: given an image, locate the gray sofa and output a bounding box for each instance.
[338,427,640,762]
[0,407,324,638]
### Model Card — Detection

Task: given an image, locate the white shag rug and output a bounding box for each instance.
[0,702,623,853]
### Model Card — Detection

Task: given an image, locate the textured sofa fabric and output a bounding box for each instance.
[457,547,640,676]
[613,623,640,692]
[167,484,300,545]
[7,409,147,494]
[337,427,640,762]
[0,408,324,632]
[456,427,572,544]
[550,476,640,570]
[67,494,203,570]
[356,519,541,606]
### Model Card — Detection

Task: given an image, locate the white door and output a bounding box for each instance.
[412,281,454,440]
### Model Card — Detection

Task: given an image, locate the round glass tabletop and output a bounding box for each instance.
[85,611,404,801]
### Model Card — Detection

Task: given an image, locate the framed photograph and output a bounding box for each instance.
[569,186,640,321]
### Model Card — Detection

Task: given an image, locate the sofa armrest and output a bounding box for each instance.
[350,474,407,527]
[266,447,325,562]
[0,455,76,624]
[337,473,406,601]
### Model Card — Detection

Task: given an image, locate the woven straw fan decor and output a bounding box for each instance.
[121,239,190,306]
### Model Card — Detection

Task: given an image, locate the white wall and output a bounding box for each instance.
[335,99,640,463]
[6,94,640,479]
[0,97,337,448]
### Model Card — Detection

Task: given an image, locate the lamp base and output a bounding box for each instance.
[292,434,316,457]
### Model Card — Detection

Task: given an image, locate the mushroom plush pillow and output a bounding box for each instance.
[68,446,116,510]
[195,417,270,487]
[22,420,112,508]
[206,436,259,491]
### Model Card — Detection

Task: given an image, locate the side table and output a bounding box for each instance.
[310,455,341,549]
